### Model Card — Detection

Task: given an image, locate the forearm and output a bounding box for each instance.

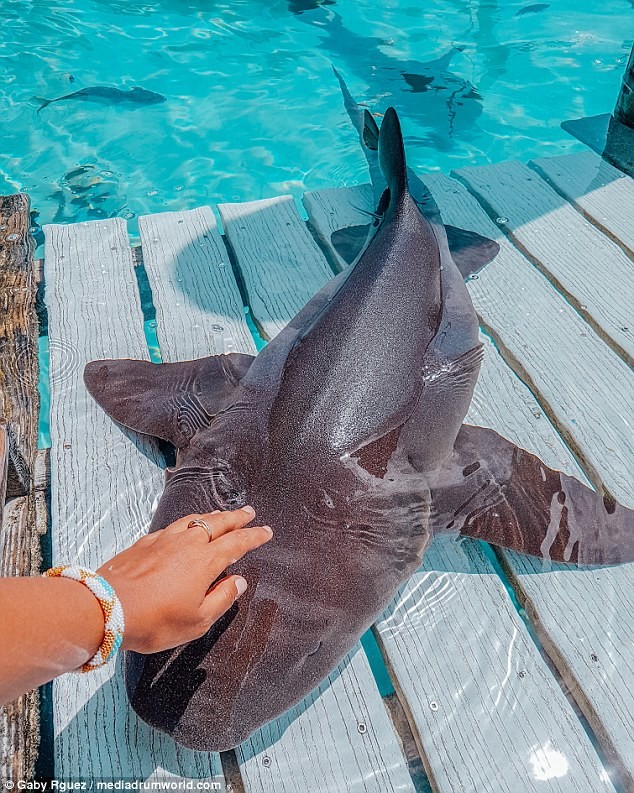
[0,577,104,705]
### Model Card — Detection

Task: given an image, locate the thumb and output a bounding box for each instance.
[200,575,248,627]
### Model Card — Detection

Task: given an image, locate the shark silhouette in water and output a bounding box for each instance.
[297,8,482,148]
[36,86,166,113]
[84,107,634,751]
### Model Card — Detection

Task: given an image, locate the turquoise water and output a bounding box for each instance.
[0,0,631,250]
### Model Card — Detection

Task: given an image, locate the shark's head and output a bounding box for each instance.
[130,86,167,104]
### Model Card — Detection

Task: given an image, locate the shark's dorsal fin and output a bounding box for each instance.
[83,353,254,448]
[378,107,407,199]
[331,222,499,275]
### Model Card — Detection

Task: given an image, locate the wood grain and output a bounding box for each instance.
[0,420,7,526]
[0,194,37,498]
[421,171,633,505]
[218,196,334,340]
[305,186,616,792]
[139,207,256,360]
[453,161,633,364]
[416,172,634,792]
[237,647,415,793]
[530,151,634,256]
[0,194,41,783]
[43,218,223,782]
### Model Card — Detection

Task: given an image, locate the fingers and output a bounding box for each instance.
[199,574,248,626]
[161,506,257,541]
[207,524,273,578]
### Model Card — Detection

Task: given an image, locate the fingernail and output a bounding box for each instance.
[211,510,221,514]
[235,576,248,597]
[262,525,273,535]
[242,505,256,517]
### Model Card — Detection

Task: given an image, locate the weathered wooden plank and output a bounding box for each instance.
[530,151,634,257]
[0,194,41,784]
[303,185,374,273]
[0,420,7,523]
[310,177,634,788]
[453,160,634,363]
[219,196,416,792]
[238,647,416,793]
[219,196,334,340]
[43,218,224,782]
[0,194,37,499]
[422,172,634,791]
[470,340,634,792]
[419,172,632,504]
[138,207,256,359]
[304,187,616,792]
[0,448,48,784]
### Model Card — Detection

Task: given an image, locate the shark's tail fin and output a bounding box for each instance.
[33,96,52,113]
[378,107,407,200]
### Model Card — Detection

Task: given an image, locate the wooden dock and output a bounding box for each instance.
[1,147,633,792]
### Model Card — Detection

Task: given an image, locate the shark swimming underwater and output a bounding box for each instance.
[36,86,166,113]
[84,108,634,751]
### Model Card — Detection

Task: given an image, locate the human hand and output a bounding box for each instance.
[96,507,272,654]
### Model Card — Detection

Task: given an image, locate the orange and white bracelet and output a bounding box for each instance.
[44,565,125,672]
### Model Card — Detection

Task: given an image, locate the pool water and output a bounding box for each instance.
[0,0,631,251]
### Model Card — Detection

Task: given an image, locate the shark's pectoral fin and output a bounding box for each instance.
[331,222,499,273]
[431,424,634,565]
[402,73,436,93]
[83,352,254,448]
[330,224,372,265]
[444,225,500,278]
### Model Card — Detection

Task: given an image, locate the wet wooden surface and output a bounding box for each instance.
[4,145,632,790]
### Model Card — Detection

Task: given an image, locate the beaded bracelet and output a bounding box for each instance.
[44,566,125,673]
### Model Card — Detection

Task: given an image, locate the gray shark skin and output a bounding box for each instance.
[84,109,634,751]
[36,86,166,113]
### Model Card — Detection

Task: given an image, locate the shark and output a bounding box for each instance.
[296,8,483,148]
[36,86,166,113]
[84,107,634,751]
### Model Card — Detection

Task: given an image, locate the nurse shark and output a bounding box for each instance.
[84,107,634,751]
[298,8,482,147]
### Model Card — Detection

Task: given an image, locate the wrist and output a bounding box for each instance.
[44,566,124,671]
[47,577,105,667]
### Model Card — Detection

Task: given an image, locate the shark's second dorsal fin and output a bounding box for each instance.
[378,107,407,201]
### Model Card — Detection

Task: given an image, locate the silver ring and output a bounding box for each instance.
[188,518,213,541]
